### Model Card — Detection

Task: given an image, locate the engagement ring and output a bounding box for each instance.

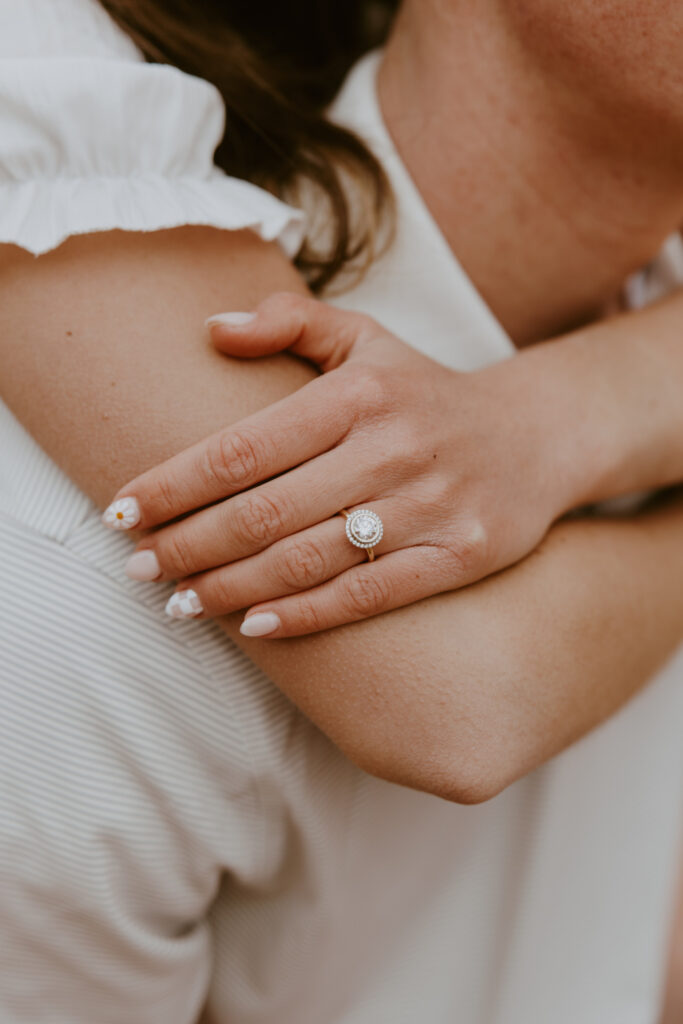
[341,508,384,562]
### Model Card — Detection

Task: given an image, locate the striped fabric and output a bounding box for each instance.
[0,401,531,1024]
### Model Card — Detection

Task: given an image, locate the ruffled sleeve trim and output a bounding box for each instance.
[0,173,305,257]
[0,57,305,257]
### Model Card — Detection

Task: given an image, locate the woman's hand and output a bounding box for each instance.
[104,293,588,636]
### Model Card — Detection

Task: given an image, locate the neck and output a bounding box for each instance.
[378,1,683,345]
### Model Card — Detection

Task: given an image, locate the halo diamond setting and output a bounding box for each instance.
[345,509,384,550]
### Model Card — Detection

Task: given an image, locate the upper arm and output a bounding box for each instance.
[0,228,313,505]
[0,0,309,503]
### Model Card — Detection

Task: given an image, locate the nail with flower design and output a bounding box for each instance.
[102,496,141,531]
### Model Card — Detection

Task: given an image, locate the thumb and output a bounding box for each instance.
[206,291,381,372]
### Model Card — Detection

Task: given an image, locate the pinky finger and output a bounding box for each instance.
[238,547,449,638]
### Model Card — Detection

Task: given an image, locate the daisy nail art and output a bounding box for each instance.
[102,497,141,531]
[165,589,204,620]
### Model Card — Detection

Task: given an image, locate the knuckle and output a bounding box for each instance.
[259,290,306,320]
[146,472,179,522]
[277,538,328,591]
[202,429,267,491]
[348,311,381,340]
[445,517,490,579]
[349,364,393,418]
[342,569,392,619]
[393,420,424,465]
[294,594,325,634]
[162,528,197,579]
[232,491,288,547]
[203,572,236,614]
[425,472,456,512]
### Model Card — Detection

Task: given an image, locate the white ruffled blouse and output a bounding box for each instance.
[0,0,305,256]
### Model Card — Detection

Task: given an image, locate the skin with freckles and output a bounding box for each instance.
[502,0,683,127]
[378,0,683,344]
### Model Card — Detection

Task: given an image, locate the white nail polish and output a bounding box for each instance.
[240,612,281,637]
[102,497,141,531]
[165,589,204,619]
[125,550,161,581]
[205,312,256,328]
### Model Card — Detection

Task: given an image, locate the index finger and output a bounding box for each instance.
[102,372,350,531]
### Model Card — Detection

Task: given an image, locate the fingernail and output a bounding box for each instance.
[102,497,141,531]
[205,312,256,328]
[240,612,281,637]
[125,550,161,581]
[165,589,204,619]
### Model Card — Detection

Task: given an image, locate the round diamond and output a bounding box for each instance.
[346,509,383,549]
[355,515,376,541]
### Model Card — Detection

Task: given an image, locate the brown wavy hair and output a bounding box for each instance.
[99,0,400,291]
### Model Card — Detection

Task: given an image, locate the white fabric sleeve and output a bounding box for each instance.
[0,9,305,257]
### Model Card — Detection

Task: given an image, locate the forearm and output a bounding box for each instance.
[226,492,683,801]
[511,291,683,511]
